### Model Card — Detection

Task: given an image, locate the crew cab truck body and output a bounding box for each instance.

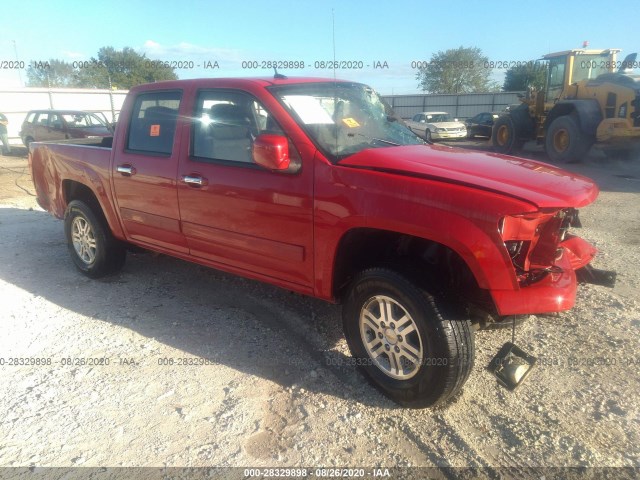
[30,77,610,407]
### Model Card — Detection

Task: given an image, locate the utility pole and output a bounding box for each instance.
[12,41,23,87]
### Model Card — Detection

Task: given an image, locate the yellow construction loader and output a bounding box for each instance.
[492,48,640,161]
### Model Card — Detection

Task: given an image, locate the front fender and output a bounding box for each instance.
[362,209,515,292]
[313,160,532,300]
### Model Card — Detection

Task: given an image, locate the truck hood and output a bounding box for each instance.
[337,144,598,209]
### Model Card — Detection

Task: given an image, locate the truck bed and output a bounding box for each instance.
[29,139,115,221]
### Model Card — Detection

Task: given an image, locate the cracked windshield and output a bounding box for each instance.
[273,82,423,160]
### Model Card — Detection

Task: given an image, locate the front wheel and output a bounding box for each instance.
[425,129,433,143]
[342,268,474,407]
[545,115,592,163]
[491,115,524,154]
[64,200,126,278]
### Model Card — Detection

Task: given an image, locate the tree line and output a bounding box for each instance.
[26,47,177,90]
[29,45,546,93]
[416,46,547,94]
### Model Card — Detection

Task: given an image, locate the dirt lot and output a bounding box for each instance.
[0,142,639,477]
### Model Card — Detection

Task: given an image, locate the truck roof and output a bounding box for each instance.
[129,77,359,93]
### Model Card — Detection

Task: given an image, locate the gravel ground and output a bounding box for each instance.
[0,143,638,477]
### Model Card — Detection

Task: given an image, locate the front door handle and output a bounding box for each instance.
[182,175,208,186]
[117,164,136,176]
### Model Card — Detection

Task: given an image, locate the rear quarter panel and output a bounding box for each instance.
[30,142,124,239]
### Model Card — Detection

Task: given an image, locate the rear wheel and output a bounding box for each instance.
[64,200,126,278]
[492,115,524,154]
[342,268,474,408]
[545,115,592,163]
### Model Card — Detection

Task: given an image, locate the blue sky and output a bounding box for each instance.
[1,0,637,94]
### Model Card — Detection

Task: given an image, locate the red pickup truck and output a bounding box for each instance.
[30,76,611,407]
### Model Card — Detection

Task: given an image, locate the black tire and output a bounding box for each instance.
[425,129,433,143]
[491,115,524,154]
[342,268,474,408]
[545,115,592,163]
[23,137,34,148]
[64,200,126,278]
[467,129,474,139]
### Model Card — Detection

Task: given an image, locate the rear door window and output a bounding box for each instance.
[127,91,182,155]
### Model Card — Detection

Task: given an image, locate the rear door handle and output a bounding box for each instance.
[117,164,136,176]
[182,175,208,186]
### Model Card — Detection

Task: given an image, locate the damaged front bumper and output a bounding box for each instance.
[562,234,617,287]
[491,235,616,316]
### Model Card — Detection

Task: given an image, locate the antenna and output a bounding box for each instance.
[332,9,336,82]
[331,9,338,155]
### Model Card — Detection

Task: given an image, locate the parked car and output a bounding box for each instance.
[405,111,466,142]
[30,77,612,408]
[20,109,113,147]
[502,103,522,113]
[465,112,500,139]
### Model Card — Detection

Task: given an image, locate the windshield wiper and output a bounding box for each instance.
[349,132,400,146]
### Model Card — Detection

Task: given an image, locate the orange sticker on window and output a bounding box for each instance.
[342,117,360,128]
[150,124,160,136]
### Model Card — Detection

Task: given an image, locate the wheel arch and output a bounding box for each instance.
[546,100,602,136]
[331,227,499,314]
[62,179,125,239]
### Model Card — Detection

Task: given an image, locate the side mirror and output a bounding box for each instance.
[253,134,290,171]
[454,118,459,122]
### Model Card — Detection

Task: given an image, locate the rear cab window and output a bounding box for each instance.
[127,91,182,155]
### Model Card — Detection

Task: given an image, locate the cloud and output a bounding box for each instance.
[141,40,242,62]
[62,51,85,59]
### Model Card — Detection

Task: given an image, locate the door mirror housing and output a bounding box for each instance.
[253,134,290,171]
